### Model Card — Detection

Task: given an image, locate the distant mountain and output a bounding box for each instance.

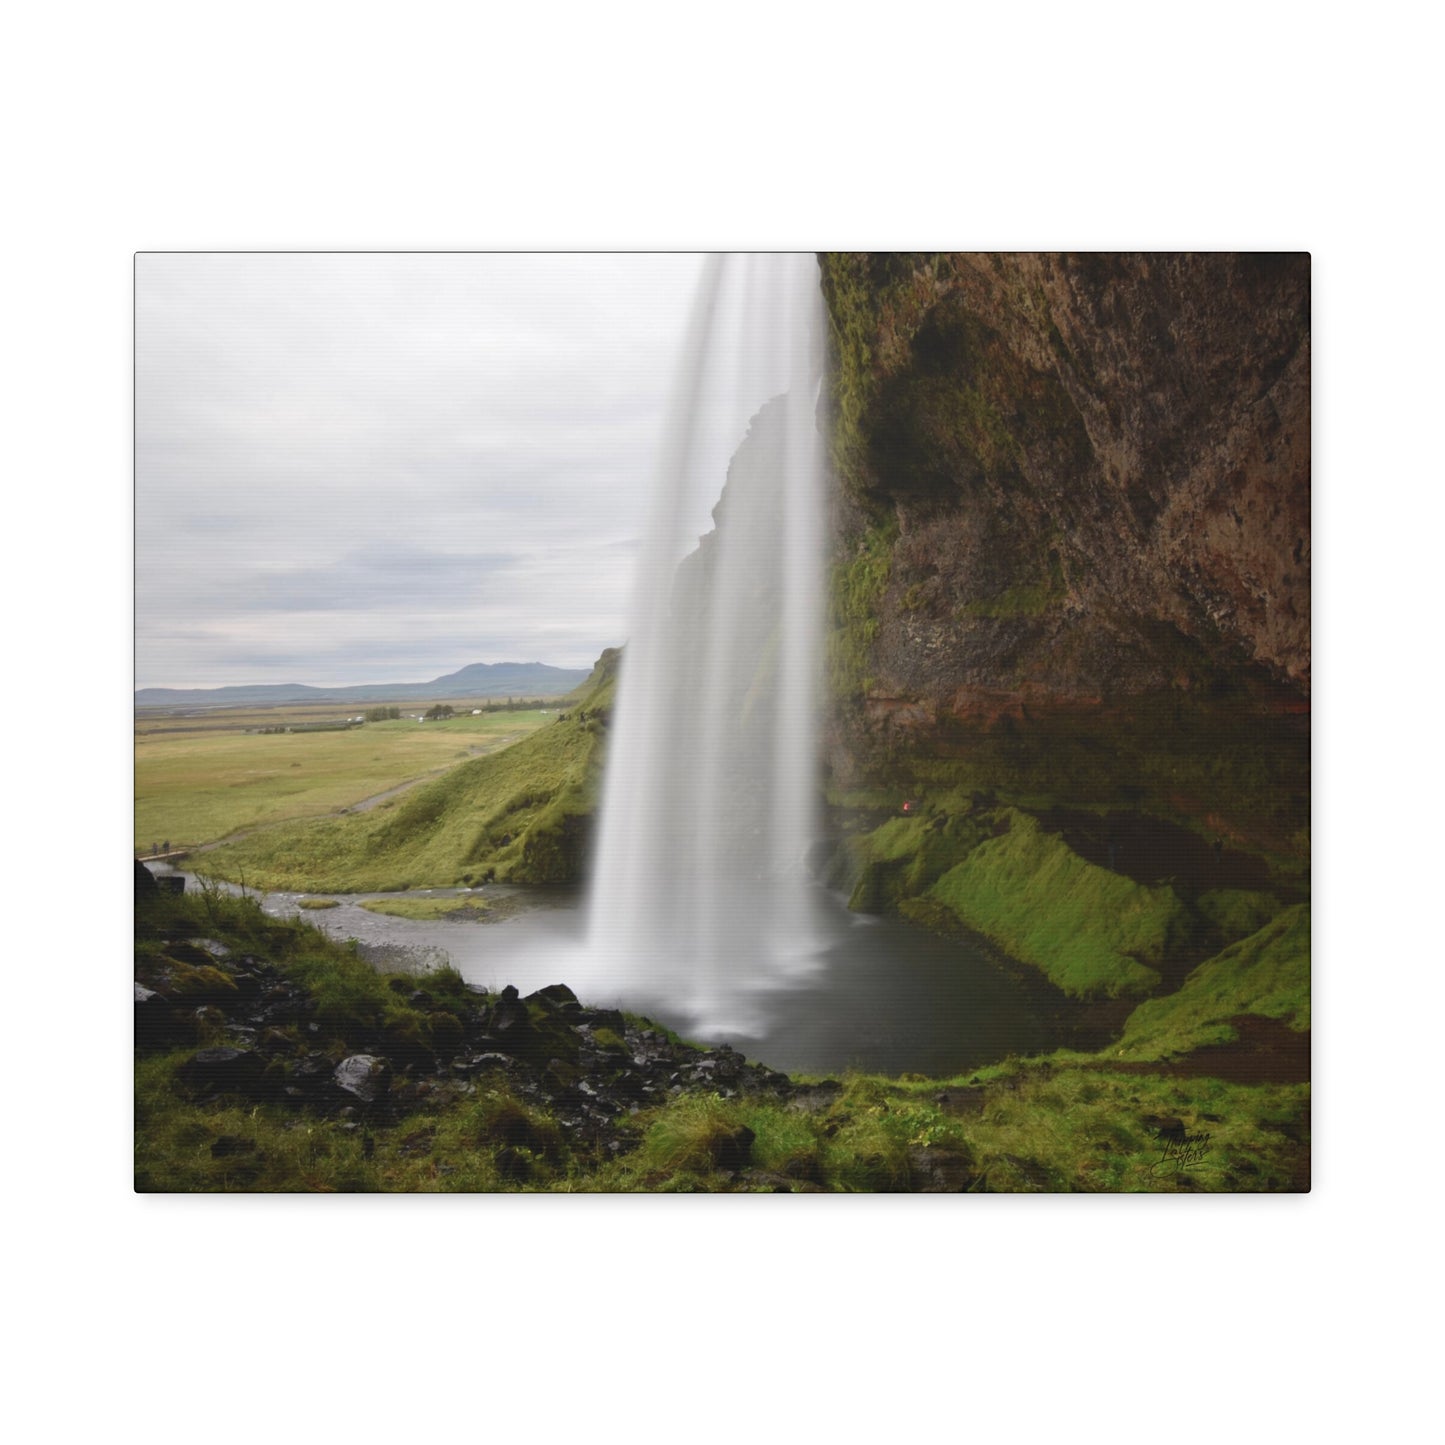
[135,661,593,710]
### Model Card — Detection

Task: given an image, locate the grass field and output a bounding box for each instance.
[197,700,608,891]
[134,707,554,852]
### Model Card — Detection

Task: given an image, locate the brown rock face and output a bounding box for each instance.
[819,253,1310,853]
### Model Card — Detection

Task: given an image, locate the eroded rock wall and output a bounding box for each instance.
[819,252,1310,861]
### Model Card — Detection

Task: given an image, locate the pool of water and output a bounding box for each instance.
[145,864,1070,1077]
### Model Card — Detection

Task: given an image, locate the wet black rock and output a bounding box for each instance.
[165,941,220,967]
[577,1007,628,1037]
[134,982,181,1048]
[487,988,533,1047]
[179,1048,265,1097]
[527,983,579,1010]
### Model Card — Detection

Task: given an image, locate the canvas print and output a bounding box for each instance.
[134,252,1310,1192]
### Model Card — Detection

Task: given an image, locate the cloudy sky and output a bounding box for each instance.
[135,252,790,690]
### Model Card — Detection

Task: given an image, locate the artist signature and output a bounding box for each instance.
[1151,1127,1213,1174]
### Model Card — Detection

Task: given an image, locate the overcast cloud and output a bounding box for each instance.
[134,252,766,689]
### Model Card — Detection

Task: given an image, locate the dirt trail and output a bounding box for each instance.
[1099,1016,1311,1085]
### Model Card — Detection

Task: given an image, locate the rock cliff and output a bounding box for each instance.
[819,252,1310,872]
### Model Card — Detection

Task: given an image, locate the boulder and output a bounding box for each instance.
[486,989,535,1052]
[526,983,579,1011]
[333,1054,392,1104]
[134,982,178,1048]
[578,1007,628,1037]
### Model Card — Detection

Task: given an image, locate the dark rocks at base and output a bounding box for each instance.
[687,1046,748,1088]
[143,907,1013,1187]
[135,859,158,897]
[526,982,579,1011]
[165,941,224,967]
[486,987,534,1050]
[256,982,313,1026]
[135,982,183,1048]
[480,1017,578,1070]
[577,1007,628,1037]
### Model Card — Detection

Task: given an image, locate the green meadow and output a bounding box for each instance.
[134,708,552,853]
[192,661,617,892]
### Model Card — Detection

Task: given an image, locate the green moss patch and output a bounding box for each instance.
[828,519,896,699]
[922,812,1183,998]
[358,895,491,921]
[844,808,993,913]
[1196,888,1283,941]
[1118,904,1310,1061]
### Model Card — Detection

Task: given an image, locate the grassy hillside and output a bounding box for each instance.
[921,812,1182,999]
[1117,904,1311,1060]
[836,796,1302,1005]
[198,672,615,891]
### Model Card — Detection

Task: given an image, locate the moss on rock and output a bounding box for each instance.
[1118,904,1311,1060]
[922,812,1182,999]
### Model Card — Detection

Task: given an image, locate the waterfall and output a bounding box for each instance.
[586,253,828,1037]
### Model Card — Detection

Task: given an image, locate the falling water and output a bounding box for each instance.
[586,254,828,1036]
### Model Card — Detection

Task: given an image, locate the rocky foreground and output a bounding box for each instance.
[138,942,862,1189]
[134,865,1308,1193]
